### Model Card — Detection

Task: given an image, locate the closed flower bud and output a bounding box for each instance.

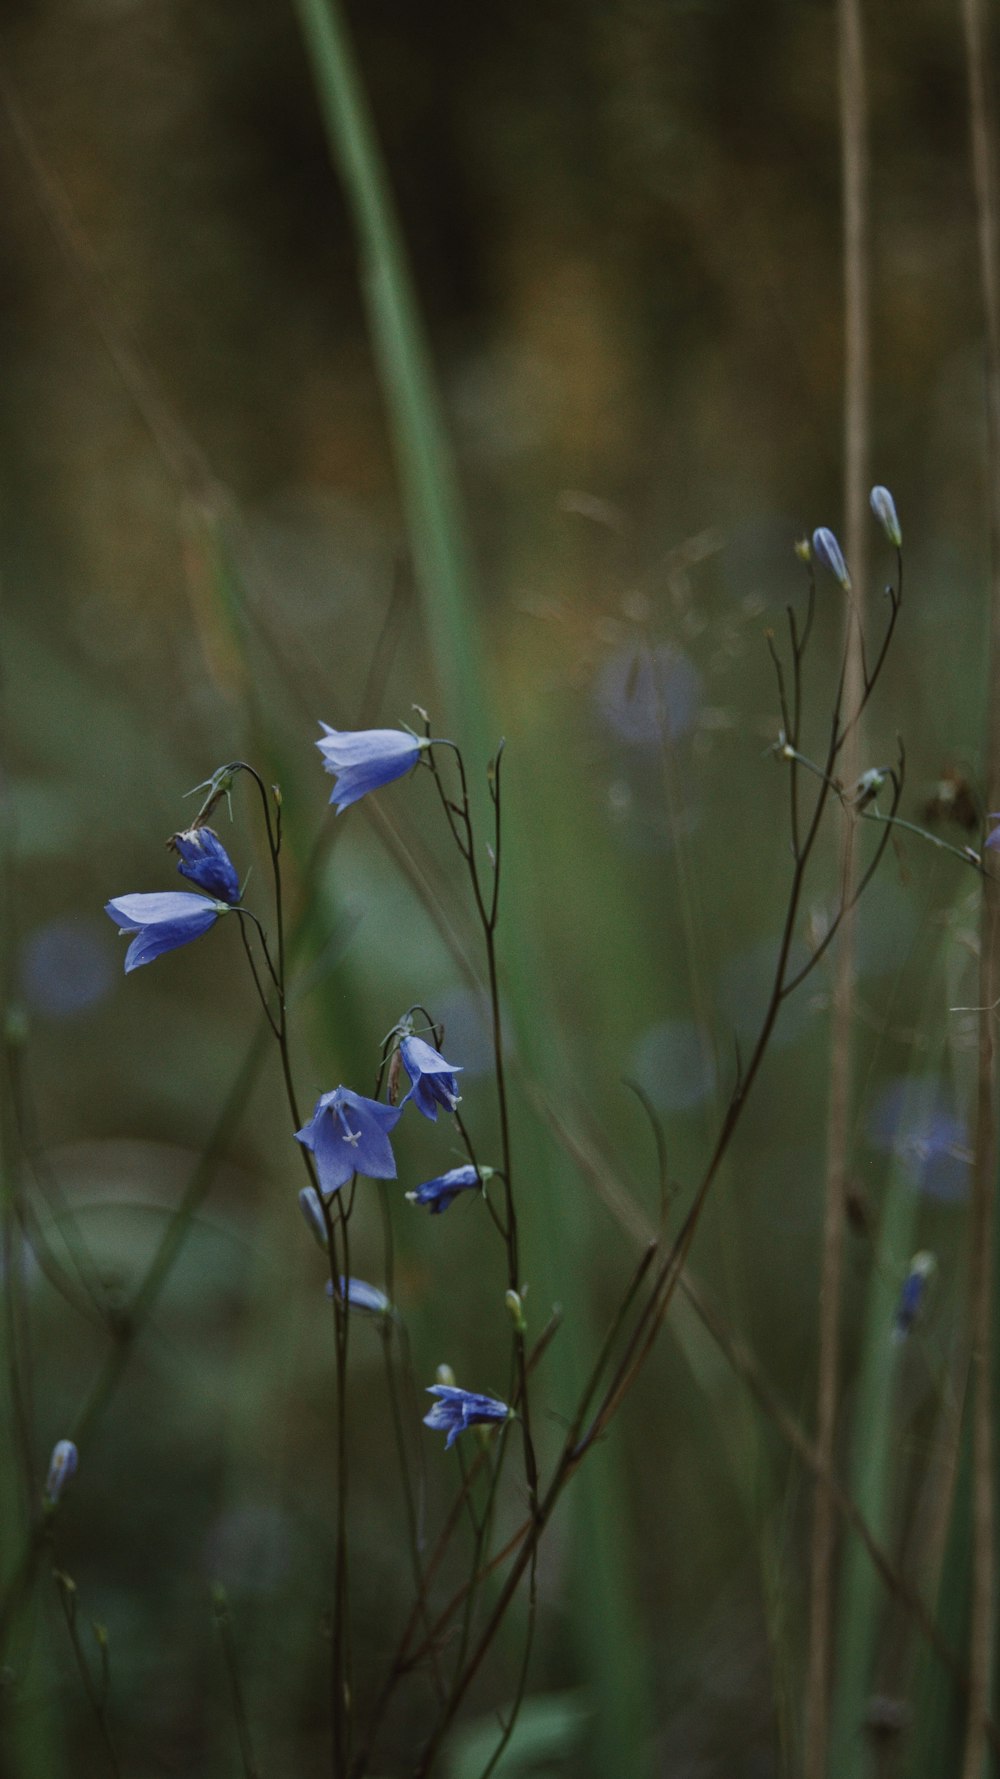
[45,1439,78,1505]
[811,527,851,591]
[168,827,240,905]
[435,1363,456,1388]
[505,1289,527,1333]
[326,1276,392,1316]
[794,538,812,564]
[298,1185,329,1250]
[852,766,889,810]
[870,485,902,548]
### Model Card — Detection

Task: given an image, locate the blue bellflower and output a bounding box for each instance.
[45,1439,78,1504]
[423,1385,511,1449]
[169,827,240,904]
[407,1163,493,1214]
[811,526,852,591]
[317,725,431,813]
[326,1276,392,1316]
[400,1034,462,1120]
[296,1086,402,1197]
[105,891,231,972]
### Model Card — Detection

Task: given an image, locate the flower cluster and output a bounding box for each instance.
[106,729,509,1464]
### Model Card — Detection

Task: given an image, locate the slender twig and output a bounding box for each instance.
[212,1586,263,1779]
[55,1572,122,1778]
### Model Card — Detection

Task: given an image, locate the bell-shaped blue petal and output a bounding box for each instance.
[406,1163,491,1214]
[296,1086,402,1196]
[400,1034,462,1121]
[326,1276,392,1316]
[105,892,227,972]
[423,1384,510,1449]
[169,827,240,904]
[316,725,428,812]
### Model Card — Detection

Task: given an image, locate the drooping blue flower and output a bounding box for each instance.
[870,486,902,549]
[811,526,851,591]
[296,1086,402,1197]
[169,827,240,904]
[45,1439,78,1504]
[105,891,231,972]
[423,1384,511,1449]
[326,1276,392,1316]
[400,1034,462,1121]
[406,1163,492,1214]
[316,725,431,813]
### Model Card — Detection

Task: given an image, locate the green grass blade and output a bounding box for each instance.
[292,0,489,758]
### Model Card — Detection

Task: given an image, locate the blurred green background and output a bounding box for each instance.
[0,1,995,1775]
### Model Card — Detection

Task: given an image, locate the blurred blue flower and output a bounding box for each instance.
[812,526,851,591]
[326,1276,392,1316]
[45,1439,78,1504]
[169,827,240,904]
[105,891,230,972]
[406,1163,492,1214]
[400,1034,462,1120]
[629,1019,716,1114]
[20,917,114,1018]
[317,725,429,812]
[870,486,902,549]
[868,1077,971,1202]
[595,644,701,746]
[296,1086,401,1197]
[423,1385,511,1449]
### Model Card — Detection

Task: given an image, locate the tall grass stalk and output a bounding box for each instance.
[805,0,871,1769]
[828,1014,947,1775]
